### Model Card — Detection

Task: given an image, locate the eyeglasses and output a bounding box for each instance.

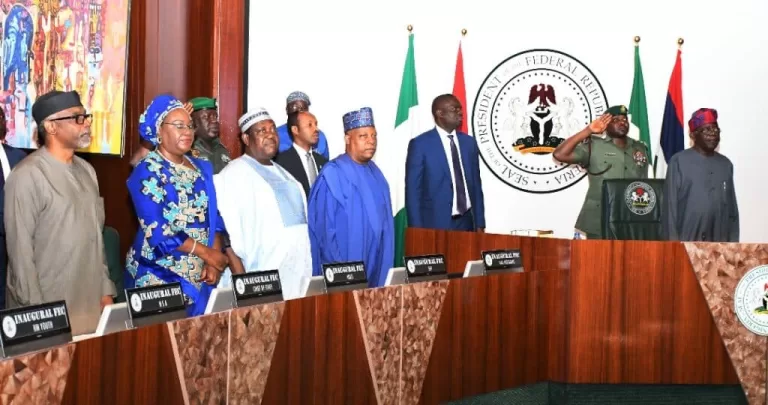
[162,122,196,131]
[48,113,93,124]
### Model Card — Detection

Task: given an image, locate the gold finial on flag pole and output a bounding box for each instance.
[461,28,467,36]
[634,36,640,45]
[677,37,684,49]
[407,25,413,32]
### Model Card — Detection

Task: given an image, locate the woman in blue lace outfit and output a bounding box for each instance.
[125,94,230,316]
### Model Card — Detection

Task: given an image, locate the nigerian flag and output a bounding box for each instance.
[392,33,419,267]
[629,43,653,177]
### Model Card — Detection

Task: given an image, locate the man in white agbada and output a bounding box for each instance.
[214,108,312,299]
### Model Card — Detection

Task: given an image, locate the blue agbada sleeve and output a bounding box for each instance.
[316,130,329,160]
[308,170,345,276]
[277,124,292,154]
[127,164,191,257]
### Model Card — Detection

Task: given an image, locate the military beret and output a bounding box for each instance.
[606,105,628,116]
[189,97,217,112]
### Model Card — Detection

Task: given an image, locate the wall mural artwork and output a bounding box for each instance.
[0,0,129,155]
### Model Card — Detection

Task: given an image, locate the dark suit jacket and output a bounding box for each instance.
[0,144,26,308]
[274,146,328,197]
[405,128,485,230]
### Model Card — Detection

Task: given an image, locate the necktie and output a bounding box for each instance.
[448,135,468,214]
[306,151,317,186]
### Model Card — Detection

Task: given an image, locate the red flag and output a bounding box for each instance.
[452,41,468,134]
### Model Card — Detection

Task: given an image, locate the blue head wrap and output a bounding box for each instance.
[139,94,185,146]
[342,107,375,133]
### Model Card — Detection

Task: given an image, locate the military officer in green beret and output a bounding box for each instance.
[553,105,650,239]
[189,97,231,174]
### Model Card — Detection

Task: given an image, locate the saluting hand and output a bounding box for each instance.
[183,102,194,115]
[587,114,612,134]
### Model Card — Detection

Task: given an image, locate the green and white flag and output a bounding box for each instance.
[629,43,654,177]
[392,33,419,267]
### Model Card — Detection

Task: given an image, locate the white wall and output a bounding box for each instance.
[246,0,768,241]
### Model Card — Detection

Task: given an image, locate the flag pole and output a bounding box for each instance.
[407,24,413,33]
[651,38,658,178]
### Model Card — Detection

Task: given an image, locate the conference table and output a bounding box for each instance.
[0,228,760,404]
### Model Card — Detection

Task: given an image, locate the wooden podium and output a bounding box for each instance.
[0,228,762,404]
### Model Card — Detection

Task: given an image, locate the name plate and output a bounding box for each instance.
[404,254,448,279]
[323,261,368,289]
[126,282,186,320]
[232,270,283,306]
[0,301,71,357]
[482,249,523,270]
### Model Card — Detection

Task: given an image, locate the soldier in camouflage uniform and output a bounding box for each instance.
[189,97,231,174]
[553,105,650,239]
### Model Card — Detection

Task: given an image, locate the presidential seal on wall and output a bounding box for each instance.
[735,265,768,336]
[472,49,608,193]
[624,181,656,215]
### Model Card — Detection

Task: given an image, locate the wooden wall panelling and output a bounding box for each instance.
[185,0,215,99]
[211,0,245,158]
[566,239,739,384]
[535,269,569,383]
[62,324,184,404]
[668,242,740,383]
[262,293,378,404]
[418,271,569,403]
[144,0,189,99]
[404,228,571,274]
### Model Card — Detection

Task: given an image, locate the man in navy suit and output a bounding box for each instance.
[0,109,26,308]
[405,94,485,232]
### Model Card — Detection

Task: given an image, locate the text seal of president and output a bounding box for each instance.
[472,49,608,193]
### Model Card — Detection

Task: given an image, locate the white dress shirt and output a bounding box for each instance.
[435,126,471,216]
[293,143,318,182]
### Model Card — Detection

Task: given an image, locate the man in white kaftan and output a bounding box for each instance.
[214,107,312,300]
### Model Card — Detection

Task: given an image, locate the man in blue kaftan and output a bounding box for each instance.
[307,107,394,288]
